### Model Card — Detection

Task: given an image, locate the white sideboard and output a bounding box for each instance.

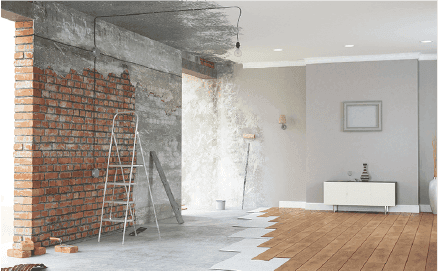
[324,181,396,214]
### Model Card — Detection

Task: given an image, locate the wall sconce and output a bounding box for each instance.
[279,115,287,130]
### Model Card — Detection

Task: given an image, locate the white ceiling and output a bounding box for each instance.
[216,1,437,65]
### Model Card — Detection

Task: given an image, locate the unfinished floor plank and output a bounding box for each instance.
[425,214,437,271]
[274,213,366,271]
[259,212,328,246]
[361,214,411,271]
[254,212,343,261]
[382,213,422,271]
[404,213,434,271]
[317,214,388,271]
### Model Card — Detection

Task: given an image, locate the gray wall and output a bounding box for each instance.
[419,60,437,206]
[2,1,182,223]
[306,60,419,205]
[182,65,306,209]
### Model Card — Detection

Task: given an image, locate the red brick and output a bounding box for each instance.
[14,59,34,67]
[15,21,33,28]
[15,73,34,81]
[33,246,46,255]
[15,36,33,45]
[15,28,34,36]
[14,52,24,59]
[15,89,42,97]
[10,249,32,258]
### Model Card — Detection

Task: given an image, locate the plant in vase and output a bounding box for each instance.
[430,136,437,214]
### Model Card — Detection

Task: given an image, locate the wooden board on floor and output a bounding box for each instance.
[246,208,437,271]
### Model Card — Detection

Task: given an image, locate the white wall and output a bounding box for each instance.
[419,60,438,206]
[306,60,419,205]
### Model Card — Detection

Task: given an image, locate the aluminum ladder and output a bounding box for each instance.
[98,111,160,244]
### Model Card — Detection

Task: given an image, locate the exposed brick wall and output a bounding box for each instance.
[14,21,137,247]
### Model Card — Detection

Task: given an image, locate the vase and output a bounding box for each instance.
[360,163,370,182]
[429,177,437,214]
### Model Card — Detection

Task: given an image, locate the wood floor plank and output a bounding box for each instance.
[276,213,352,258]
[361,214,411,271]
[425,214,437,271]
[266,211,309,229]
[259,212,328,246]
[317,213,388,271]
[274,213,366,271]
[263,212,325,236]
[296,213,378,271]
[382,213,422,271]
[339,214,400,271]
[254,212,343,261]
[404,213,434,270]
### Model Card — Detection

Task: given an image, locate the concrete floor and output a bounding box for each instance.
[1,209,249,271]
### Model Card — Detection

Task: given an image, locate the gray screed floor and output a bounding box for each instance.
[2,209,252,271]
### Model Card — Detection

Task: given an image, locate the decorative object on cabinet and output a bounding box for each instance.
[343,101,382,132]
[360,163,370,182]
[430,136,437,214]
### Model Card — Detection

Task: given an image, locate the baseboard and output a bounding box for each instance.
[279,201,306,208]
[305,203,421,213]
[305,203,333,211]
[419,204,432,213]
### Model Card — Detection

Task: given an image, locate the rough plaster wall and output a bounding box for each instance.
[3,1,182,223]
[182,65,306,209]
[419,60,437,205]
[57,1,238,64]
[182,75,219,208]
[306,60,419,205]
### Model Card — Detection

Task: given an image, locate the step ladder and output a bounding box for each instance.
[98,111,160,244]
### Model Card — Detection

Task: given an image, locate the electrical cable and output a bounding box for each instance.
[91,5,242,172]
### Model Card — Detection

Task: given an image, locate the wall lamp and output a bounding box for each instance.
[279,115,287,130]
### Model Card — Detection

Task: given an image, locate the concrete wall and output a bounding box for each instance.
[182,65,306,209]
[419,60,437,206]
[2,1,182,246]
[306,60,419,206]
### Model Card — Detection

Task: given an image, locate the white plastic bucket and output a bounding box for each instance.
[216,200,226,210]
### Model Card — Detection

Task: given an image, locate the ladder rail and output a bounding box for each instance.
[98,113,118,242]
[138,131,161,239]
[121,113,139,244]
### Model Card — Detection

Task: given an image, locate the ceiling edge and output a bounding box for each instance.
[242,61,306,69]
[242,53,437,68]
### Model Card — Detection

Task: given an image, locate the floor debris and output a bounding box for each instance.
[1,264,47,271]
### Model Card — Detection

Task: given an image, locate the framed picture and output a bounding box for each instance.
[343,101,382,132]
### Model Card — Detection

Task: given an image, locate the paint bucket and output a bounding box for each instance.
[216,200,226,210]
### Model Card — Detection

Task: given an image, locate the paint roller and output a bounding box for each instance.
[242,134,255,209]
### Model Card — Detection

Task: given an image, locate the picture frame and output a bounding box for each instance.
[343,101,382,132]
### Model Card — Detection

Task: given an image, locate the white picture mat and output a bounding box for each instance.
[346,105,378,128]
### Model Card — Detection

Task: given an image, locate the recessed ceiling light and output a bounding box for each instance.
[274,49,283,51]
[345,45,354,48]
[420,40,433,43]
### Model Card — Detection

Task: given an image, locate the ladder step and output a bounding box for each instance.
[108,183,136,186]
[104,201,134,204]
[109,164,144,167]
[102,218,134,223]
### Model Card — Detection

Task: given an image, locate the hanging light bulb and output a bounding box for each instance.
[234,42,242,57]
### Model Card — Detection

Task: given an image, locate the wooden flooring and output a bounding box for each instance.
[253,208,437,271]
